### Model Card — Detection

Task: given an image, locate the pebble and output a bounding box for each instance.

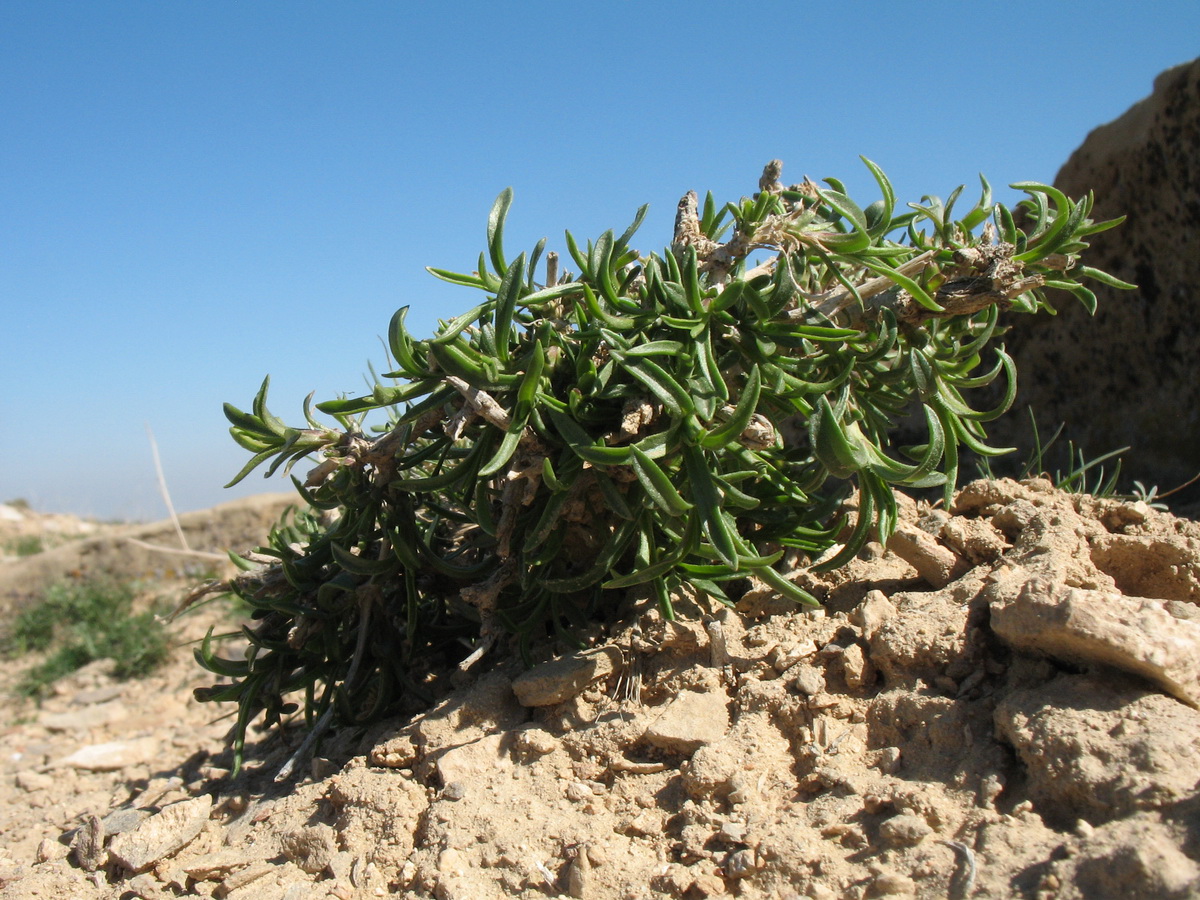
[40,700,129,732]
[793,666,826,697]
[108,794,213,873]
[841,644,874,690]
[879,813,932,847]
[643,690,730,754]
[15,770,54,792]
[511,645,623,707]
[219,859,274,893]
[70,814,106,872]
[280,823,337,874]
[55,736,161,771]
[183,848,259,880]
[36,837,69,863]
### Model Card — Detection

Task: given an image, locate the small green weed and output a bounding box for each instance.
[5,535,44,557]
[1,580,171,698]
[975,408,1174,508]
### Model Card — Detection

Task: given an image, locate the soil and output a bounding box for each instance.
[3,481,1200,899]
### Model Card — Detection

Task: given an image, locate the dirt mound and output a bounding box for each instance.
[0,494,297,617]
[4,481,1200,899]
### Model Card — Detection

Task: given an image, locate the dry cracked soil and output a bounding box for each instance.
[3,480,1200,899]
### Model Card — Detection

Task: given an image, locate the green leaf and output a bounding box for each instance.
[861,258,943,313]
[630,446,692,516]
[1078,266,1136,291]
[487,187,514,277]
[493,252,526,360]
[751,565,820,607]
[682,445,739,570]
[810,396,867,479]
[610,351,695,417]
[701,365,762,450]
[546,408,632,465]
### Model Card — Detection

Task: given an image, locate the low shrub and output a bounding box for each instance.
[194,159,1129,773]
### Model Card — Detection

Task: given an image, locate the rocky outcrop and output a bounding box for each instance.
[993,58,1200,499]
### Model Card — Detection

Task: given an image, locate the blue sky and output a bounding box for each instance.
[3,2,1197,521]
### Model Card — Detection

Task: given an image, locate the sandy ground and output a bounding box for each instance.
[3,481,1200,899]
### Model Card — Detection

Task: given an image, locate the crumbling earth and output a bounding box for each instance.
[4,479,1200,899]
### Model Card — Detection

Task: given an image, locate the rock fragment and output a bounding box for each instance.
[107,794,212,873]
[431,732,512,786]
[643,690,730,755]
[886,523,963,588]
[878,813,931,847]
[1074,818,1200,900]
[55,736,161,771]
[989,574,1200,707]
[70,814,106,872]
[280,823,337,874]
[511,645,623,707]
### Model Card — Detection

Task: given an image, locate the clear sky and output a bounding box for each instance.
[3,2,1197,521]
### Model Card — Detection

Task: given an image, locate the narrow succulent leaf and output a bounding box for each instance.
[630,446,692,516]
[426,267,487,289]
[682,445,739,570]
[487,187,514,276]
[959,174,994,232]
[493,252,526,360]
[610,351,695,417]
[1078,266,1137,290]
[861,259,943,312]
[616,204,648,253]
[700,365,762,450]
[751,564,820,607]
[429,301,491,345]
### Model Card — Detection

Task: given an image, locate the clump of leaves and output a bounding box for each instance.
[193,159,1130,774]
[2,579,171,697]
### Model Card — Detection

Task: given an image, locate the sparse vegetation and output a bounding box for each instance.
[6,535,45,557]
[1,579,171,698]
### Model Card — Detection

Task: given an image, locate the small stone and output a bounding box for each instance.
[127,873,162,899]
[511,645,623,707]
[108,795,213,873]
[725,848,759,879]
[851,591,897,640]
[879,813,932,847]
[841,643,875,690]
[443,781,467,801]
[566,847,590,898]
[369,733,418,768]
[40,700,129,732]
[15,770,54,792]
[873,746,902,774]
[772,640,819,673]
[989,574,1200,707]
[565,781,593,802]
[101,807,153,836]
[514,727,558,757]
[280,823,336,874]
[793,666,826,697]
[643,690,730,755]
[871,869,917,896]
[717,821,749,844]
[56,736,161,771]
[887,523,962,588]
[183,848,258,881]
[71,684,124,705]
[37,837,69,863]
[70,814,106,872]
[219,860,274,893]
